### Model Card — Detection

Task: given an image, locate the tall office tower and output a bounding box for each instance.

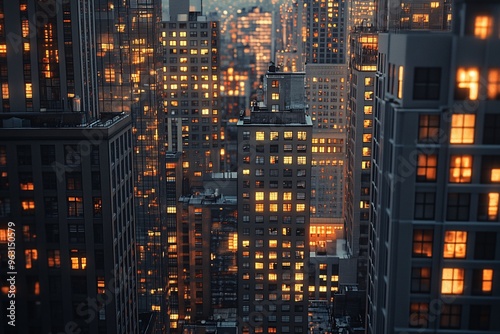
[94,0,166,324]
[375,0,452,31]
[237,66,312,334]
[0,0,98,115]
[173,187,238,329]
[0,112,137,333]
[344,31,377,289]
[303,0,347,64]
[158,6,222,191]
[367,1,500,332]
[305,64,347,218]
[235,7,274,89]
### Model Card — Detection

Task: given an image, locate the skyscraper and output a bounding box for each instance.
[304,0,347,64]
[237,66,312,334]
[0,0,98,115]
[367,1,500,332]
[158,3,222,191]
[0,112,137,333]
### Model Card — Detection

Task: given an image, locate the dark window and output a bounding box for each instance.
[41,145,56,165]
[483,114,500,144]
[413,67,441,100]
[46,224,59,243]
[91,172,101,190]
[42,172,57,190]
[446,193,470,221]
[64,145,80,166]
[283,169,293,177]
[256,144,264,153]
[68,224,85,243]
[414,192,436,220]
[411,267,431,293]
[418,115,440,143]
[469,305,490,330]
[474,232,496,260]
[44,197,58,217]
[91,146,100,165]
[439,304,461,329]
[17,145,32,165]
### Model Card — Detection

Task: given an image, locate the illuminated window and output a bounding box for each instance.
[297,156,307,165]
[409,302,429,328]
[21,199,35,215]
[440,304,461,329]
[412,14,429,23]
[269,273,278,281]
[297,131,307,140]
[268,192,278,201]
[242,169,250,175]
[416,154,437,182]
[455,68,479,100]
[492,169,500,182]
[254,192,264,201]
[270,131,279,140]
[362,147,371,157]
[25,249,38,269]
[364,106,372,114]
[296,204,306,212]
[364,91,373,100]
[255,203,265,212]
[361,161,371,170]
[477,193,499,221]
[430,1,439,8]
[474,16,493,39]
[449,155,472,183]
[25,83,32,99]
[255,131,265,140]
[269,240,278,248]
[255,262,264,269]
[283,156,293,164]
[363,133,372,143]
[412,229,433,257]
[47,250,61,268]
[443,231,467,258]
[487,69,500,99]
[441,268,464,294]
[269,156,279,164]
[270,204,278,212]
[472,269,494,295]
[450,114,475,144]
[283,192,292,201]
[70,249,87,270]
[1,83,8,99]
[364,120,372,128]
[283,204,292,212]
[271,93,280,100]
[411,267,431,293]
[295,273,304,281]
[397,66,404,99]
[272,80,279,88]
[284,131,293,140]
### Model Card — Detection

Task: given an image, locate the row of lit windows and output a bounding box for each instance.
[19,248,86,270]
[413,229,496,259]
[244,191,304,201]
[249,131,308,141]
[416,153,500,183]
[242,272,305,281]
[252,203,307,212]
[243,156,308,165]
[241,240,304,249]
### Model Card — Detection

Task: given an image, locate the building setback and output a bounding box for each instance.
[0,112,137,333]
[367,0,500,332]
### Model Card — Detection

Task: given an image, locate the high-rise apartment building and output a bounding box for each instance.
[158,6,222,191]
[0,112,137,333]
[367,1,500,332]
[349,0,376,29]
[304,0,347,64]
[305,64,347,218]
[344,30,377,288]
[237,67,312,334]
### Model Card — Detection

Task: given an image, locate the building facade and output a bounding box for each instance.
[305,64,347,218]
[158,11,222,191]
[0,112,137,333]
[237,69,312,334]
[367,1,500,332]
